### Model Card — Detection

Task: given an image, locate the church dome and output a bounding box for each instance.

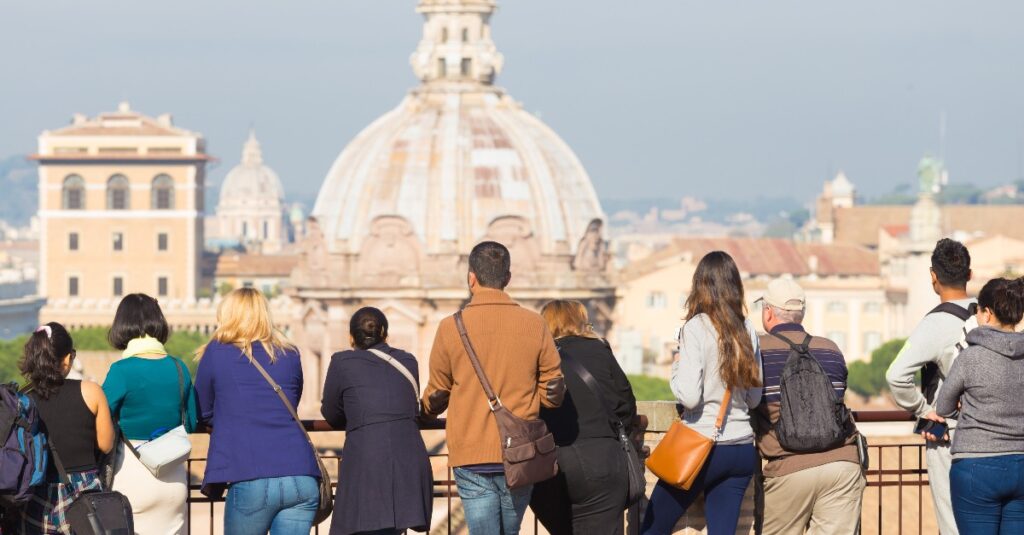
[219,131,284,206]
[312,0,604,256]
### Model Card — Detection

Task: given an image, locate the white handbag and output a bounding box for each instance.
[122,359,192,478]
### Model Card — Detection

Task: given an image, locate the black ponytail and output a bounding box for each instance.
[19,322,74,399]
[978,278,1024,326]
[349,307,388,350]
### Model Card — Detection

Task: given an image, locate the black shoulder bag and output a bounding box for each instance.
[49,436,134,534]
[558,350,646,507]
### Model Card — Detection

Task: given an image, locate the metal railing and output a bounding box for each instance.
[185,410,929,535]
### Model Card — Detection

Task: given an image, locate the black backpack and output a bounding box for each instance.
[772,332,850,453]
[920,302,977,405]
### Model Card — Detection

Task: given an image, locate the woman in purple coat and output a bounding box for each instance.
[321,307,433,535]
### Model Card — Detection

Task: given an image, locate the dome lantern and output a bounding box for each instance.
[411,0,504,87]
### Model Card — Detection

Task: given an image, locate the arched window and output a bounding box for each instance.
[151,174,174,209]
[107,175,130,210]
[62,175,85,210]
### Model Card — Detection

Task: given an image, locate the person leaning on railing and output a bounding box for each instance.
[640,251,763,535]
[16,322,115,535]
[936,278,1024,535]
[529,300,638,535]
[320,307,433,535]
[193,288,321,535]
[102,294,197,535]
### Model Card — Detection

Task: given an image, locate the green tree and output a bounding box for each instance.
[0,334,30,383]
[217,282,234,296]
[847,338,907,398]
[627,374,675,401]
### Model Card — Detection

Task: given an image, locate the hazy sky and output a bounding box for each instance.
[2,1,1022,207]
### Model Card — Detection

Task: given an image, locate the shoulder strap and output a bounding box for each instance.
[247,354,319,456]
[367,349,421,415]
[713,388,732,442]
[769,331,812,354]
[558,350,621,430]
[928,302,972,322]
[172,358,186,427]
[453,311,502,410]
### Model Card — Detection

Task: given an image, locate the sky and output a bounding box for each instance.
[1,1,1023,207]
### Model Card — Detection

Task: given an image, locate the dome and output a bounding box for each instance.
[311,0,604,256]
[218,131,284,205]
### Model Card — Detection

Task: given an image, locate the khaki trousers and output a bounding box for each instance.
[762,461,866,535]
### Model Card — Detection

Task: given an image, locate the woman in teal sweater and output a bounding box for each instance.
[102,294,197,535]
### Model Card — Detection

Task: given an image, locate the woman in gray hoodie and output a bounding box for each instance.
[936,277,1024,535]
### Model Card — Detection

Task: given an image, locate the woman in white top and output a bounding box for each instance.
[641,251,763,535]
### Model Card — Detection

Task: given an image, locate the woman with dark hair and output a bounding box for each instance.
[641,251,763,535]
[320,307,432,535]
[18,322,115,535]
[937,278,1024,534]
[102,293,197,534]
[530,300,637,535]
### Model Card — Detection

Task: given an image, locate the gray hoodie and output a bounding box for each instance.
[936,326,1024,459]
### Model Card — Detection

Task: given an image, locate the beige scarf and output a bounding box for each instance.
[123,335,168,358]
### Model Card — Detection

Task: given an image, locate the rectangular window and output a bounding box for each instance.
[113,277,123,297]
[827,331,848,353]
[862,301,882,314]
[646,291,667,309]
[66,189,82,210]
[68,232,79,251]
[112,232,123,251]
[826,301,848,313]
[863,331,883,355]
[69,276,79,297]
[111,189,127,210]
[157,233,168,252]
[157,277,168,297]
[460,58,472,76]
[263,221,269,240]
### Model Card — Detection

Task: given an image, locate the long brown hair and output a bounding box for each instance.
[684,251,760,389]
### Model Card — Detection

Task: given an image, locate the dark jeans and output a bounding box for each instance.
[640,443,756,535]
[951,455,1024,535]
[531,438,628,535]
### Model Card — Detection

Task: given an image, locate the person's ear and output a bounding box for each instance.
[930,270,938,286]
[503,271,512,288]
[967,269,973,282]
[468,271,478,289]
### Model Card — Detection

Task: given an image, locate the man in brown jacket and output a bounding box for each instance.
[422,241,565,535]
[752,278,866,535]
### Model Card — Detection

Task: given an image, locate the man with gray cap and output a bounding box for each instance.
[751,277,865,535]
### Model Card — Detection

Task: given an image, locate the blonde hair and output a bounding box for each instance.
[199,288,294,362]
[541,300,599,340]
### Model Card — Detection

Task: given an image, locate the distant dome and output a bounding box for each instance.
[312,0,604,255]
[219,131,284,205]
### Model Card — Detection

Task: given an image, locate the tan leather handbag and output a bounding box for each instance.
[645,388,732,490]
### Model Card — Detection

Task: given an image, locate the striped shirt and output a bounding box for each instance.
[760,323,848,403]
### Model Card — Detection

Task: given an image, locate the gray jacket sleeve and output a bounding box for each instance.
[935,354,966,418]
[885,314,956,418]
[672,319,706,410]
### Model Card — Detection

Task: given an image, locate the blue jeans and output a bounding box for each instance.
[454,468,533,535]
[225,475,320,535]
[641,443,756,535]
[951,455,1024,535]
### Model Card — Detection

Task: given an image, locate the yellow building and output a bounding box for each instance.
[32,103,210,317]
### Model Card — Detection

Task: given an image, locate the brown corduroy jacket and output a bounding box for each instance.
[422,288,565,467]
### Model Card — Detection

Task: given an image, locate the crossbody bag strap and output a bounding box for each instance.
[247,354,319,456]
[172,358,186,427]
[558,350,623,432]
[367,348,421,415]
[453,311,502,410]
[712,388,732,442]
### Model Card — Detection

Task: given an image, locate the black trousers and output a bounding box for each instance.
[530,437,628,535]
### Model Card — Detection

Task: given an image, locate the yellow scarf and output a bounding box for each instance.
[123,335,168,358]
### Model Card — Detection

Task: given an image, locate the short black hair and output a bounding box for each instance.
[349,307,388,350]
[978,278,1024,326]
[931,238,971,288]
[468,241,511,289]
[108,293,170,349]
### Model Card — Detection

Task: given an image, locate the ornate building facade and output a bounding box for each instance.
[287,0,614,412]
[32,103,210,326]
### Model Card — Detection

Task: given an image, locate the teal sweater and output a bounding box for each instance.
[103,356,198,440]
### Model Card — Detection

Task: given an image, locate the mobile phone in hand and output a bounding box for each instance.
[914,419,949,442]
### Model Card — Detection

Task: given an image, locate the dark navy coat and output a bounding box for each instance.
[320,343,432,535]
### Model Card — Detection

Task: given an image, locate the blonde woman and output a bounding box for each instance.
[530,300,638,535]
[194,288,320,535]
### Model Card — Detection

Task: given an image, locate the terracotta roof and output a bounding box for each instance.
[834,205,1024,247]
[621,237,879,281]
[215,254,299,277]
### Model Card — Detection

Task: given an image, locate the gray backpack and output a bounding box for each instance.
[772,332,849,453]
